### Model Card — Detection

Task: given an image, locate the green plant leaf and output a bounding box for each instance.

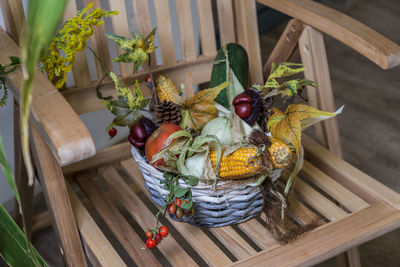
[107,28,156,73]
[0,134,19,204]
[174,188,189,198]
[102,73,150,128]
[264,63,316,97]
[0,56,21,107]
[180,199,193,210]
[21,0,68,186]
[184,176,199,186]
[0,135,47,266]
[0,204,47,267]
[210,43,249,108]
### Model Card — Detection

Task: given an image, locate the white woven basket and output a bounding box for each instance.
[131,147,263,227]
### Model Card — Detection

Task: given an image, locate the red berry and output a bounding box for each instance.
[159,226,169,237]
[235,103,252,119]
[145,230,152,239]
[108,127,117,138]
[167,203,177,214]
[145,74,151,83]
[154,233,162,243]
[130,124,147,142]
[175,198,182,207]
[146,238,157,249]
[233,93,252,105]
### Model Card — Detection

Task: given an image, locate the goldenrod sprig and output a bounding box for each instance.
[41,2,118,89]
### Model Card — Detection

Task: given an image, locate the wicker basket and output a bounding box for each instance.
[131,147,263,227]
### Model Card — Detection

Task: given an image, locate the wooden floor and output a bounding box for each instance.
[12,0,399,266]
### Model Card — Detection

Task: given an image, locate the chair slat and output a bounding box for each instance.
[176,0,197,61]
[98,166,198,267]
[83,0,112,78]
[63,0,92,87]
[66,182,127,267]
[303,135,400,211]
[288,196,323,226]
[75,173,161,267]
[109,0,132,77]
[209,226,257,260]
[234,0,263,83]
[120,159,233,267]
[231,201,400,267]
[153,0,177,66]
[131,0,157,68]
[296,177,349,221]
[237,219,279,250]
[0,0,24,43]
[195,0,217,57]
[63,56,214,114]
[301,161,369,212]
[216,0,236,46]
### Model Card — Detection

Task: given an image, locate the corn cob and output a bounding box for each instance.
[155,75,179,103]
[268,138,292,168]
[209,147,262,180]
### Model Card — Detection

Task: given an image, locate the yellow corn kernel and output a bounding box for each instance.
[268,138,292,168]
[209,147,261,179]
[155,75,179,103]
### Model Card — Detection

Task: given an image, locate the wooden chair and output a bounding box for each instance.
[1,0,400,266]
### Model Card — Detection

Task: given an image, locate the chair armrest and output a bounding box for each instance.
[258,0,400,70]
[0,28,95,166]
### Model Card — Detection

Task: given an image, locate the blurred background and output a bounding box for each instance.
[0,0,399,266]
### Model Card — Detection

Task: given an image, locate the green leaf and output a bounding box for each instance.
[0,134,19,204]
[210,43,249,108]
[0,135,47,266]
[102,73,150,128]
[9,56,21,65]
[21,0,68,186]
[0,204,47,267]
[107,28,156,73]
[268,62,305,79]
[175,188,189,198]
[264,63,316,97]
[180,199,193,210]
[185,176,199,187]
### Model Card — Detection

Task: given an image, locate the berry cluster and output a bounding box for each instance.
[167,198,195,219]
[145,226,169,249]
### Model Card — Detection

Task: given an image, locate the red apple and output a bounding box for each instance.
[145,124,182,166]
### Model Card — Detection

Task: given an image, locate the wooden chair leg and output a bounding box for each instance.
[299,25,361,267]
[13,99,34,240]
[31,126,87,267]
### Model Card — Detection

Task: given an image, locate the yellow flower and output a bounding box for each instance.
[41,2,118,89]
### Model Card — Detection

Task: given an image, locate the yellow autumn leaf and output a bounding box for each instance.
[267,104,342,154]
[180,74,229,130]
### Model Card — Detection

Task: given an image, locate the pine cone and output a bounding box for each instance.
[155,100,182,125]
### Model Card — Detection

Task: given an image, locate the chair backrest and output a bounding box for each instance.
[0,0,263,115]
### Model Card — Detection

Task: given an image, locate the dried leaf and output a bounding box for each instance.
[267,104,342,154]
[180,81,230,130]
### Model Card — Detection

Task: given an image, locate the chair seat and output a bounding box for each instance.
[63,136,400,267]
